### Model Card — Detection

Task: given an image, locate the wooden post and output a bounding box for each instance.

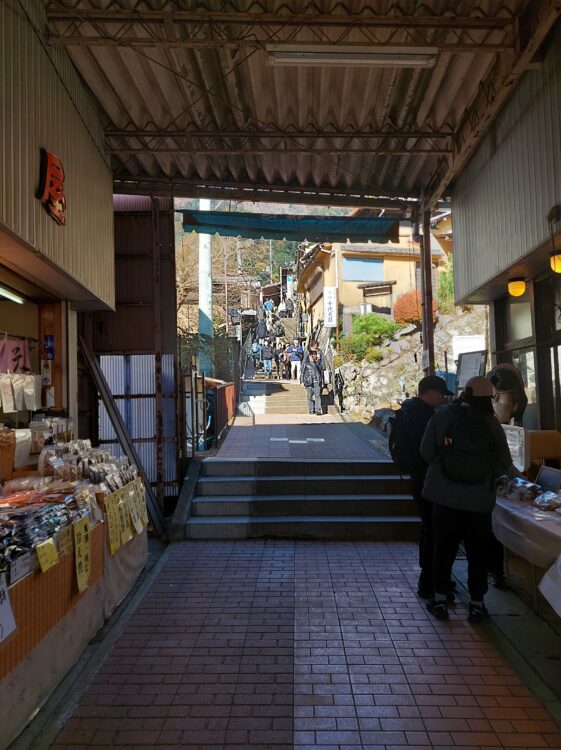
[421,209,435,376]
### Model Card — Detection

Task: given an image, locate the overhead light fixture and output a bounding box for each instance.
[0,285,24,304]
[508,278,526,298]
[551,252,561,273]
[266,44,437,68]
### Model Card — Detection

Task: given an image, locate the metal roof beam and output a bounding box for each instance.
[105,128,453,140]
[108,146,450,155]
[112,175,417,210]
[423,0,561,207]
[46,9,513,30]
[46,7,514,51]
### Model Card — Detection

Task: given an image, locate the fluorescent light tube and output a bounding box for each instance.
[0,286,24,304]
[266,44,437,68]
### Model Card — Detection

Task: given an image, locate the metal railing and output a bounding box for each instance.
[214,382,237,443]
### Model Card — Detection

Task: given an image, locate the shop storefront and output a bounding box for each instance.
[0,5,150,746]
[452,19,561,621]
[453,20,561,434]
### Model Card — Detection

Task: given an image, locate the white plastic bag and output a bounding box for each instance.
[11,373,24,411]
[0,374,15,413]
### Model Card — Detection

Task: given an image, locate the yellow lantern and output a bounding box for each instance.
[551,252,561,273]
[508,278,526,297]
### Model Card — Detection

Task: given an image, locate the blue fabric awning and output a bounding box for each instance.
[182,210,399,243]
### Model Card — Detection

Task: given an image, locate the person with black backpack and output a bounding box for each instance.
[420,376,512,623]
[388,375,453,598]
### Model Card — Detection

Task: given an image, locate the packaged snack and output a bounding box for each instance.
[498,477,541,502]
[534,491,561,510]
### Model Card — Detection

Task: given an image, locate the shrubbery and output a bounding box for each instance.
[394,290,436,326]
[337,313,401,364]
[436,257,455,315]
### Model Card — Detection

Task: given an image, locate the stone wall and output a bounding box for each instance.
[338,306,489,417]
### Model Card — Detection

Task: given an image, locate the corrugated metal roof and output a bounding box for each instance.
[44,0,538,204]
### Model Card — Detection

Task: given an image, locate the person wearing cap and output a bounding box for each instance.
[420,376,512,623]
[399,375,454,598]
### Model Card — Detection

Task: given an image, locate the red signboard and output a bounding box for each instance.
[38,149,66,225]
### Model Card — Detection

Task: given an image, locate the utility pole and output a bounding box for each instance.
[421,209,435,376]
[269,239,273,283]
[224,241,229,333]
[236,236,241,272]
[198,198,214,375]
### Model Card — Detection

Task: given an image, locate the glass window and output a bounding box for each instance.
[342,257,383,282]
[504,348,538,429]
[507,300,532,342]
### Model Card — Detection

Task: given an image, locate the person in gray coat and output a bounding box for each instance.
[420,376,512,622]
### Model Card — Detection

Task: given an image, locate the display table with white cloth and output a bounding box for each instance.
[492,497,561,615]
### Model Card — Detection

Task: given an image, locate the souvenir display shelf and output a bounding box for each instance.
[0,437,150,748]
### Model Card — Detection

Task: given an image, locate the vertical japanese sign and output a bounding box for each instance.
[38,149,67,225]
[105,494,122,555]
[0,574,16,643]
[73,517,91,593]
[323,287,337,328]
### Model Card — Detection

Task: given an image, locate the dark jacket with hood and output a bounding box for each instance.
[420,403,512,514]
[399,396,435,498]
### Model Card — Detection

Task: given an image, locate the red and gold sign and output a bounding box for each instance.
[38,149,66,225]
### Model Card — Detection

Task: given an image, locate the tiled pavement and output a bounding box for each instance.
[216,417,389,460]
[49,541,561,750]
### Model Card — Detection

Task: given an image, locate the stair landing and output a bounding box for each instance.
[216,416,390,460]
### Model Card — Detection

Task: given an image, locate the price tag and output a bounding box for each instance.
[57,525,74,557]
[105,494,122,555]
[135,478,149,526]
[10,551,34,585]
[0,574,16,643]
[118,497,134,546]
[73,517,91,593]
[36,538,59,573]
[126,486,143,535]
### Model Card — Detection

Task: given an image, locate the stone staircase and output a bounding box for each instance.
[240,380,336,415]
[184,458,420,540]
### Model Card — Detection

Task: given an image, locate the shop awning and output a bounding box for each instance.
[182,210,399,243]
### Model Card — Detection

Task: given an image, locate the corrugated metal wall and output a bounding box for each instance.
[453,22,561,303]
[98,354,178,498]
[0,1,114,309]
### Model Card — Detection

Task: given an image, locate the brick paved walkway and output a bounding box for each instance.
[50,542,561,750]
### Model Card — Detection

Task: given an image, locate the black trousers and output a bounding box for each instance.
[432,504,491,601]
[411,474,433,590]
[487,533,505,576]
[416,497,434,589]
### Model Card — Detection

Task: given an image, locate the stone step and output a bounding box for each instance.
[192,494,416,517]
[185,515,420,541]
[196,475,410,496]
[201,458,402,477]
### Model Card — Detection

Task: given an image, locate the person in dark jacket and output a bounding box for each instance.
[302,339,325,373]
[301,350,323,415]
[400,375,453,598]
[261,342,274,378]
[421,376,513,622]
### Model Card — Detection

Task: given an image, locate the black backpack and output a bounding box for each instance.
[439,405,494,485]
[388,409,415,473]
